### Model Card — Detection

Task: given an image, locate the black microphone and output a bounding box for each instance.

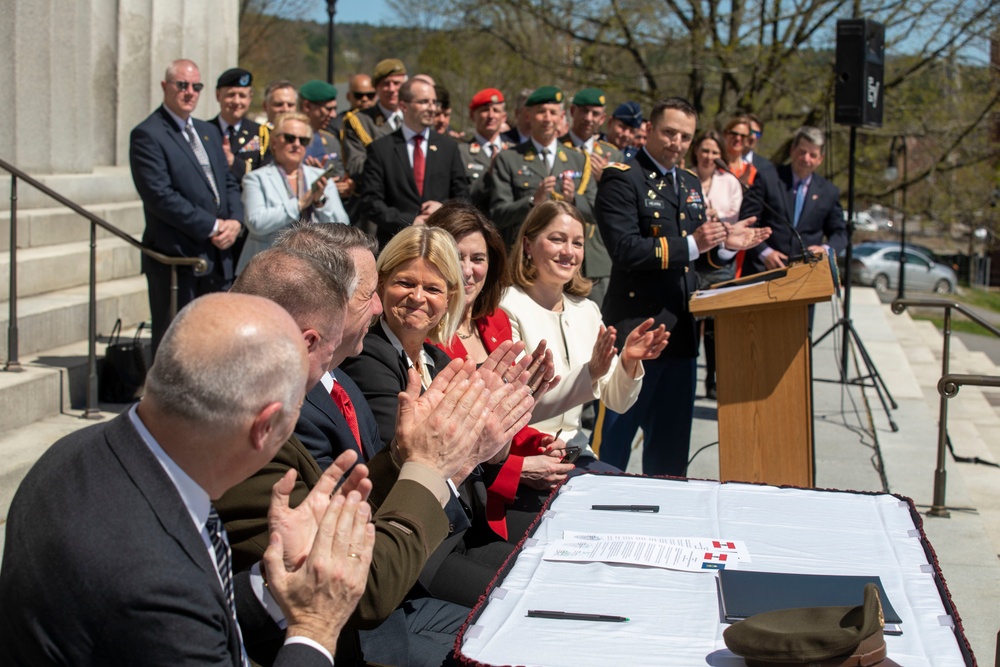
[713,158,812,264]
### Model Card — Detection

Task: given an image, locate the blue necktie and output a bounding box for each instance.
[793,180,807,227]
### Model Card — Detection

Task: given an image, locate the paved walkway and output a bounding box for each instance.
[625,288,1000,666]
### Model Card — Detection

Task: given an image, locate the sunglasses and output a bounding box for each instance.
[352,91,377,100]
[280,133,311,146]
[751,130,762,139]
[726,130,750,140]
[169,80,205,93]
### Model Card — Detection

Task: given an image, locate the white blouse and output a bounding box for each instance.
[500,286,643,449]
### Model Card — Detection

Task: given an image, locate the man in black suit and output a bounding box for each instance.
[739,125,847,275]
[0,292,375,666]
[210,67,266,183]
[129,59,244,354]
[280,226,385,468]
[360,77,469,247]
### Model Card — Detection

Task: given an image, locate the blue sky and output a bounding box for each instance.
[312,1,402,26]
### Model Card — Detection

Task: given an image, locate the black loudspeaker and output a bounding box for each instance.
[834,18,885,127]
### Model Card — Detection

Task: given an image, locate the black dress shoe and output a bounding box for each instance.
[706,386,717,400]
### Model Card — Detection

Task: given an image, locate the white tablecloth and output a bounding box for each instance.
[459,474,970,667]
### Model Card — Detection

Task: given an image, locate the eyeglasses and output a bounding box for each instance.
[280,133,311,146]
[352,91,377,100]
[169,80,205,93]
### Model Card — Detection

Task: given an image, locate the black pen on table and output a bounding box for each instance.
[591,504,659,513]
[527,610,629,623]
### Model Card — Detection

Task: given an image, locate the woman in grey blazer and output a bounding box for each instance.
[238,111,349,273]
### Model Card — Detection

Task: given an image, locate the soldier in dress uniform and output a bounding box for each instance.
[484,86,595,249]
[458,88,509,211]
[593,97,767,477]
[559,87,623,306]
[209,68,266,183]
[299,80,354,203]
[607,101,644,160]
[340,58,408,181]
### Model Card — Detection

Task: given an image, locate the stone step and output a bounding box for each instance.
[0,166,140,213]
[0,236,142,300]
[0,275,149,361]
[0,409,117,558]
[0,199,144,252]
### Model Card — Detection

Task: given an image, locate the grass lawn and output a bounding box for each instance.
[910,286,1000,335]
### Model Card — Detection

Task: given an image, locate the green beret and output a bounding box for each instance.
[723,583,886,666]
[526,86,563,106]
[299,80,338,102]
[372,58,407,86]
[572,87,606,107]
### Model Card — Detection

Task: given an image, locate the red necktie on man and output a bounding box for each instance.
[329,381,363,458]
[413,134,426,197]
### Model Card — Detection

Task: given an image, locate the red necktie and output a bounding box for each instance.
[329,382,363,458]
[412,135,425,197]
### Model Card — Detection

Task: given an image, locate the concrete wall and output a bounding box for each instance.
[0,0,239,175]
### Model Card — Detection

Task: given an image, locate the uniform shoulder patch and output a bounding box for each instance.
[605,162,631,171]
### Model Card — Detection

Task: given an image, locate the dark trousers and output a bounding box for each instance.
[145,261,232,356]
[359,597,469,667]
[595,357,697,476]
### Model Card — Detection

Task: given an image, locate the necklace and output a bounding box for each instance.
[457,323,476,339]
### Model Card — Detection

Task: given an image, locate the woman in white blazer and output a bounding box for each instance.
[500,201,669,464]
[237,112,349,273]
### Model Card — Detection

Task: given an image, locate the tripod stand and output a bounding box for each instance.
[812,126,899,432]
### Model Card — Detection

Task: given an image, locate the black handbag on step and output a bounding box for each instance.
[99,320,149,403]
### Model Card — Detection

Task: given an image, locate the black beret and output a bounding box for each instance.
[217,68,252,88]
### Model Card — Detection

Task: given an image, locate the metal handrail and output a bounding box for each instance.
[1,157,208,418]
[891,297,1000,518]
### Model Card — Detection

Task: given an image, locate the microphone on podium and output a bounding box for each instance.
[713,158,814,264]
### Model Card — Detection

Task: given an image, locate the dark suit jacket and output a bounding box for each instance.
[296,370,382,469]
[596,149,729,358]
[339,322,454,448]
[359,128,470,246]
[339,322,514,604]
[210,115,266,182]
[739,163,848,274]
[130,105,243,280]
[0,413,325,667]
[216,435,448,626]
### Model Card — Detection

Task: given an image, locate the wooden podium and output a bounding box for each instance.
[689,255,836,487]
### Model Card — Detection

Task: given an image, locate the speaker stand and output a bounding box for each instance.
[811,126,898,431]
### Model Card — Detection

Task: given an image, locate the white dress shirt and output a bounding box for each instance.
[500,286,643,451]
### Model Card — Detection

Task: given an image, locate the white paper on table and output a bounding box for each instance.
[562,532,752,562]
[544,533,740,571]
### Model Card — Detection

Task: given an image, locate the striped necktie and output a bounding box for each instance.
[207,507,250,667]
[184,123,220,206]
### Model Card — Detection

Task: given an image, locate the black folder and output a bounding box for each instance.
[718,570,902,630]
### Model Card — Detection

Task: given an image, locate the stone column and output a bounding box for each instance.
[0,0,238,175]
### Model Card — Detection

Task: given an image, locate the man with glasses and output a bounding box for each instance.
[346,74,377,113]
[743,113,774,173]
[129,59,244,355]
[359,78,469,246]
[342,59,408,181]
[739,126,846,274]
